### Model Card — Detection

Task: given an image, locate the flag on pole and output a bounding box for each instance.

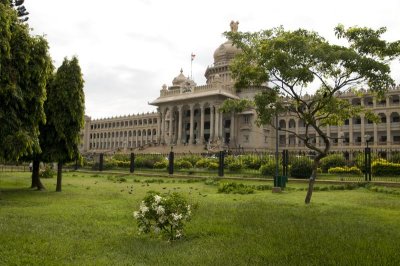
[191,53,196,61]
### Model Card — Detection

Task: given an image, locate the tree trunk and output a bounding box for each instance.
[305,157,321,204]
[31,159,45,190]
[56,161,62,192]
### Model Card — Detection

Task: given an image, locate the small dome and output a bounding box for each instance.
[213,40,240,65]
[172,68,187,86]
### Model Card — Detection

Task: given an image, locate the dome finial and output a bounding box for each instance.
[230,21,239,32]
[180,68,183,74]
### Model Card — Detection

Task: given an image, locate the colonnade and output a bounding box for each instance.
[157,102,235,145]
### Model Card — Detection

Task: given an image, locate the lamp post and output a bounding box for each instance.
[269,103,280,191]
[364,134,372,181]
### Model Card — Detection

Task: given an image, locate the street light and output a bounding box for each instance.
[268,103,280,191]
[364,134,372,181]
[364,134,371,148]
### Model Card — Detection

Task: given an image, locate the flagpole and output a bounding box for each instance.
[190,54,193,79]
[190,53,195,80]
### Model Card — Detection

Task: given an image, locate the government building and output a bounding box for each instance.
[80,22,400,154]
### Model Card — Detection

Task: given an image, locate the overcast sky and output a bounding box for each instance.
[25,0,400,119]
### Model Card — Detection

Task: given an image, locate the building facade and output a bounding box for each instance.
[81,22,400,154]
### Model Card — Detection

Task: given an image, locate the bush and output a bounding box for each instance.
[179,155,202,166]
[207,162,219,170]
[259,161,282,177]
[389,152,400,163]
[353,152,379,172]
[224,155,236,169]
[175,160,193,169]
[133,191,192,240]
[371,160,400,176]
[328,166,362,175]
[194,158,212,168]
[218,182,254,194]
[39,165,55,179]
[240,155,262,170]
[228,161,243,172]
[320,154,346,173]
[153,160,168,169]
[290,157,313,179]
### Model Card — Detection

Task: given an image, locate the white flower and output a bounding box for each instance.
[156,205,165,215]
[133,211,140,219]
[158,215,166,223]
[154,195,162,204]
[140,204,149,213]
[175,230,182,238]
[153,226,161,234]
[171,213,183,221]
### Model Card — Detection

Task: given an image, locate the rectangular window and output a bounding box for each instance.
[244,115,250,124]
[204,121,210,129]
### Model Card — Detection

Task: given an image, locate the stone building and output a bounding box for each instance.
[81,22,400,154]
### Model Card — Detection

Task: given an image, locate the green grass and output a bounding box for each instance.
[1,172,399,265]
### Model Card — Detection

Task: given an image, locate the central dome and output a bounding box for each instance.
[213,40,241,65]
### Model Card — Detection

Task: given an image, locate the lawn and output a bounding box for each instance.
[0,171,399,266]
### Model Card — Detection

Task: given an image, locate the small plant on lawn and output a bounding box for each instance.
[218,182,254,194]
[133,191,192,240]
[39,165,55,179]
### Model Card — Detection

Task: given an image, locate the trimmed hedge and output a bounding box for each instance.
[328,166,362,175]
[320,154,346,173]
[290,157,313,179]
[372,159,400,176]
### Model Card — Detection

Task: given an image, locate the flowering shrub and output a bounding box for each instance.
[133,191,192,240]
[328,166,362,175]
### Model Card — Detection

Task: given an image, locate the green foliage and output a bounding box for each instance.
[227,161,243,172]
[371,159,400,176]
[42,56,85,163]
[194,158,212,168]
[133,191,192,240]
[219,98,254,113]
[389,152,400,163]
[178,155,202,166]
[135,154,165,168]
[0,3,53,160]
[153,160,167,169]
[174,160,193,169]
[218,182,254,194]
[320,154,347,173]
[259,161,282,177]
[290,157,313,179]
[207,162,219,170]
[328,166,362,175]
[354,152,379,172]
[240,155,263,170]
[39,165,55,179]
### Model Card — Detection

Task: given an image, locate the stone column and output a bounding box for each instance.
[386,111,391,145]
[210,105,214,141]
[161,110,165,144]
[349,117,353,146]
[189,104,194,144]
[177,105,183,145]
[169,108,173,145]
[360,114,365,144]
[157,112,161,143]
[215,105,220,139]
[230,112,235,144]
[373,123,378,147]
[200,105,205,143]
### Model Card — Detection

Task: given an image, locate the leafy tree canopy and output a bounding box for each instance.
[223,25,400,203]
[0,2,52,160]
